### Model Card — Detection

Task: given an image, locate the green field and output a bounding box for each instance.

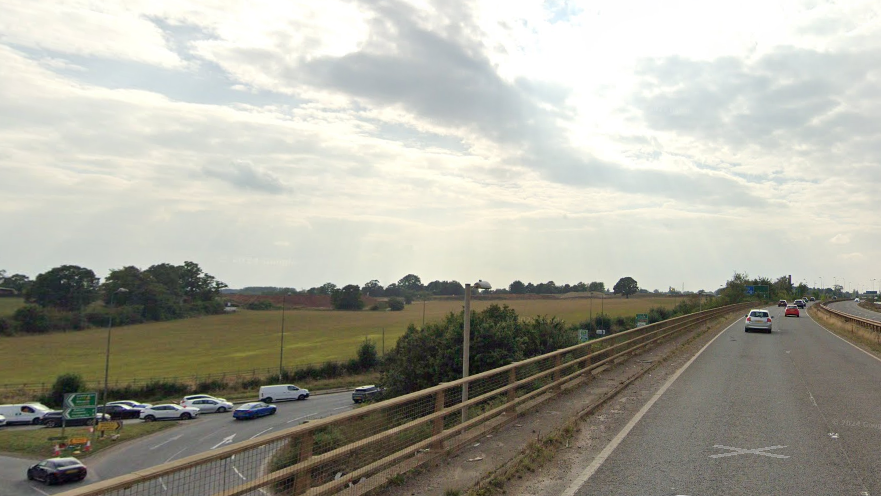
[0,296,683,385]
[0,297,24,317]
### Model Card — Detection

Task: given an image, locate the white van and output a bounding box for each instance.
[0,403,52,425]
[258,384,310,403]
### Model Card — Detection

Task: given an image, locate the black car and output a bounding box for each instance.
[27,457,87,485]
[41,411,109,428]
[795,300,806,308]
[97,404,141,420]
[352,385,384,403]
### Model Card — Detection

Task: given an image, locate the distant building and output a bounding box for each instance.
[0,287,17,297]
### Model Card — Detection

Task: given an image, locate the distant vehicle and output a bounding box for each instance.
[233,402,277,420]
[181,397,234,413]
[41,411,110,428]
[27,457,87,485]
[352,385,384,403]
[0,403,51,425]
[258,384,310,403]
[784,305,800,318]
[745,309,773,333]
[795,300,806,308]
[855,298,861,303]
[180,394,228,406]
[777,300,787,307]
[809,297,816,301]
[97,404,141,420]
[140,404,199,421]
[0,414,6,427]
[106,400,152,409]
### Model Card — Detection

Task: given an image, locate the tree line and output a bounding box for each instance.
[0,262,227,335]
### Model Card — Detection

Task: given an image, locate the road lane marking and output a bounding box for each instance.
[250,427,273,440]
[709,445,789,459]
[211,433,236,450]
[150,434,182,450]
[561,317,740,496]
[332,406,348,411]
[30,486,50,496]
[232,465,247,480]
[287,413,315,424]
[165,447,188,463]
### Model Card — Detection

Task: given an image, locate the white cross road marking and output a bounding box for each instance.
[710,445,789,459]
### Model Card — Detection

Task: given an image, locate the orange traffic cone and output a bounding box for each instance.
[53,445,60,456]
[84,440,92,452]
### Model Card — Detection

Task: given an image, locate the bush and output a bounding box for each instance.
[369,302,389,311]
[357,339,379,370]
[388,298,405,311]
[0,317,11,336]
[42,373,87,408]
[13,305,51,334]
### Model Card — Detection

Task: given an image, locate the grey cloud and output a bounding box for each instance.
[203,160,288,194]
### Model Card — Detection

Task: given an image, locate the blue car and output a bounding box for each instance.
[233,402,277,420]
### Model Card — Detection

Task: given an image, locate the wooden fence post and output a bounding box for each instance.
[432,389,445,450]
[507,368,517,414]
[294,431,313,494]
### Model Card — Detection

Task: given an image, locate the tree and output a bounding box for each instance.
[0,273,31,293]
[613,277,639,298]
[357,338,379,369]
[12,305,50,333]
[383,283,402,297]
[27,265,100,311]
[362,280,384,297]
[588,281,605,293]
[179,261,227,302]
[43,373,86,408]
[388,297,405,311]
[509,280,526,294]
[397,274,423,292]
[144,263,183,300]
[331,284,364,310]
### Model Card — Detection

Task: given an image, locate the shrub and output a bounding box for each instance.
[357,339,379,370]
[388,298,405,311]
[246,300,274,310]
[0,317,11,336]
[12,305,51,334]
[42,373,87,408]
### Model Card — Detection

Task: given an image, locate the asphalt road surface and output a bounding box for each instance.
[829,299,881,321]
[562,304,881,496]
[1,392,353,496]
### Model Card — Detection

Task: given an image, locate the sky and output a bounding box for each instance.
[1,0,880,293]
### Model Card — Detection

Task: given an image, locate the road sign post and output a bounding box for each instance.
[636,314,649,327]
[578,329,590,343]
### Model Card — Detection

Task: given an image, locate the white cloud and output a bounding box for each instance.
[0,0,879,292]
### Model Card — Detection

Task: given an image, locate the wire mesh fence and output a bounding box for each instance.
[57,303,752,496]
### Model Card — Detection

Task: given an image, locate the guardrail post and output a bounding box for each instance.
[432,389,445,450]
[294,431,313,494]
[582,344,593,381]
[507,367,517,414]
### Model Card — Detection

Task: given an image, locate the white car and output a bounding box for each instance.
[181,397,234,413]
[107,400,152,409]
[0,414,6,427]
[181,394,228,406]
[140,404,200,421]
[855,298,860,303]
[744,309,773,333]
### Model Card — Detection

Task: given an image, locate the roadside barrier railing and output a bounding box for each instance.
[58,303,752,496]
[816,300,881,333]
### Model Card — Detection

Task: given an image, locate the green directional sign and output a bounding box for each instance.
[636,314,649,327]
[64,392,97,420]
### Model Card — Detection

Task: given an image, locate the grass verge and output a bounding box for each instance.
[0,421,178,459]
[808,306,881,357]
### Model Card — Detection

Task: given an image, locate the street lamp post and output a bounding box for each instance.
[462,280,491,423]
[279,292,290,378]
[102,287,129,413]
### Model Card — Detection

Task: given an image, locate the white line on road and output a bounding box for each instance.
[560,318,739,496]
[30,486,50,496]
[332,406,348,410]
[165,447,188,463]
[807,311,881,364]
[250,427,273,440]
[150,434,182,450]
[232,466,247,480]
[287,413,316,424]
[709,445,789,459]
[211,434,236,450]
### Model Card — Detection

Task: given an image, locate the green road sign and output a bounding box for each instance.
[64,392,97,420]
[65,392,97,409]
[578,329,590,343]
[636,313,649,327]
[65,407,96,420]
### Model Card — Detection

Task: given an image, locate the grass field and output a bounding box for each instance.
[0,297,24,317]
[0,295,683,385]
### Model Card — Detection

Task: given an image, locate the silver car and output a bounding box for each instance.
[745,309,773,333]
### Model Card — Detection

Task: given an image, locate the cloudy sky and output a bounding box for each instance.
[2,0,880,293]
